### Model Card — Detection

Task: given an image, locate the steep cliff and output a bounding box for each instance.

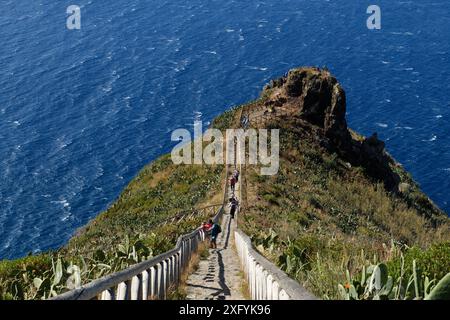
[239,67,450,298]
[260,67,445,223]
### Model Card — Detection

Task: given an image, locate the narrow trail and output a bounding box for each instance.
[185,182,246,300]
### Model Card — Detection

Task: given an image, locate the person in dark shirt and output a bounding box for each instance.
[228,197,239,219]
[230,176,236,193]
[233,169,240,183]
[207,219,221,249]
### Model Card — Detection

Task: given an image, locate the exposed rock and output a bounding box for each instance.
[279,68,353,146]
[268,67,402,192]
[360,133,400,191]
[399,183,411,193]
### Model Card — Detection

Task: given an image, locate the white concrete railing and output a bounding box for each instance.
[234,230,316,300]
[50,206,224,300]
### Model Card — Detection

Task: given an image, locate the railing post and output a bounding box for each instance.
[100,288,114,300]
[250,258,256,299]
[162,259,168,299]
[168,257,173,288]
[262,270,268,300]
[166,258,171,287]
[140,271,148,300]
[184,240,188,268]
[256,264,261,300]
[172,255,177,285]
[130,275,140,300]
[247,251,252,291]
[266,275,273,300]
[168,257,174,286]
[125,278,133,300]
[116,282,127,300]
[181,241,186,269]
[174,254,179,285]
[156,263,163,299]
[177,249,182,282]
[272,281,279,300]
[256,264,260,300]
[149,266,157,299]
[168,256,173,285]
[259,266,264,300]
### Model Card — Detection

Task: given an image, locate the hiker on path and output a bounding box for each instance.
[207,219,222,249]
[202,220,212,240]
[233,169,240,183]
[241,115,249,129]
[230,175,236,193]
[228,197,239,219]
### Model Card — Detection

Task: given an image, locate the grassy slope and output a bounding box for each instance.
[66,155,223,256]
[239,112,450,299]
[0,109,240,300]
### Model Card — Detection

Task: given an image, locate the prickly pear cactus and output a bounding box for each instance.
[425,273,450,300]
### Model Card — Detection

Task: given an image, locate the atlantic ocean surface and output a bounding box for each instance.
[0,0,449,259]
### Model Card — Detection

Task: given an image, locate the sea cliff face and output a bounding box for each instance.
[0,67,448,300]
[261,67,446,223]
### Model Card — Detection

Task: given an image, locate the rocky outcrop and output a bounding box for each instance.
[266,68,351,145]
[265,67,401,192]
[360,133,400,191]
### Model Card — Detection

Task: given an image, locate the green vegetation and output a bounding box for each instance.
[0,109,243,300]
[66,157,223,257]
[387,242,450,282]
[241,114,450,299]
[338,254,450,300]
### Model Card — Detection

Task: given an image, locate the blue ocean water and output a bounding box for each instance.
[0,0,449,259]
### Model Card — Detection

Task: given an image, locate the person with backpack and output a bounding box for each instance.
[207,219,222,249]
[228,197,239,219]
[241,115,249,129]
[230,175,236,193]
[201,220,212,240]
[233,169,240,183]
